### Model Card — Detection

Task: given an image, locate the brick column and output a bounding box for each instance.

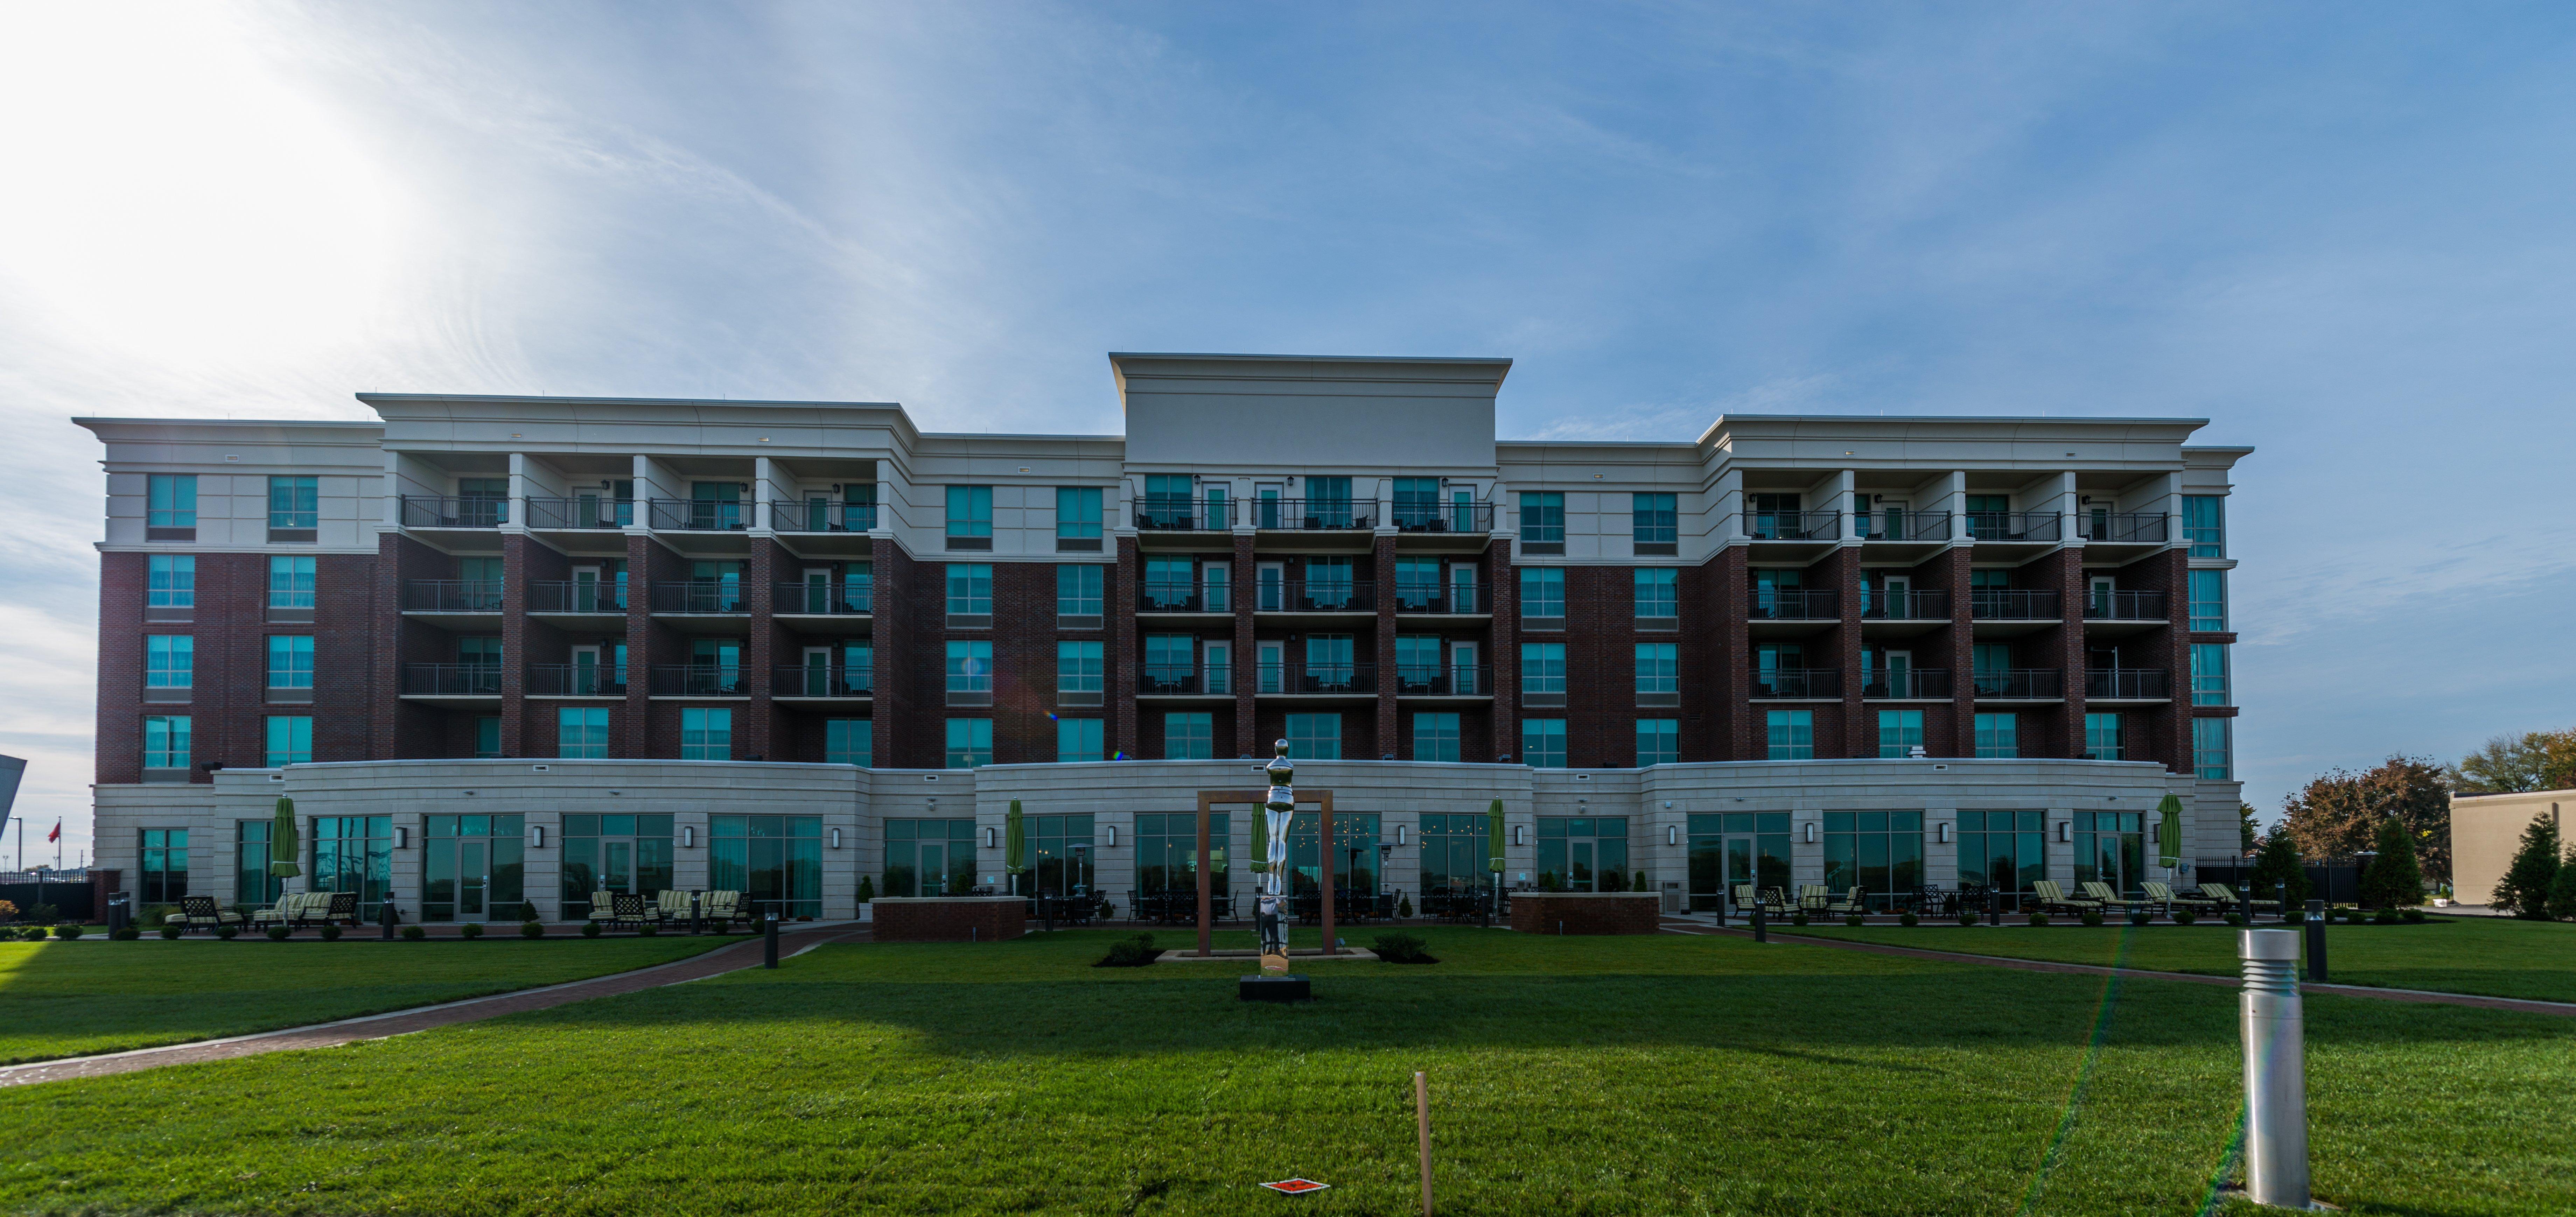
[2137,546,2196,774]
[1373,535,1399,759]
[498,534,532,757]
[1112,536,1141,760]
[1233,533,1257,758]
[2045,547,2088,758]
[1715,546,1752,760]
[1487,542,1519,761]
[620,534,658,758]
[1830,546,1867,757]
[742,536,788,762]
[1939,546,1976,758]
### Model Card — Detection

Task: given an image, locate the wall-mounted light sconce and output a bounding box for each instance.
[681,825,697,847]
[1666,825,1681,846]
[1395,825,1408,846]
[1512,825,1527,847]
[531,825,547,849]
[983,826,999,849]
[830,828,843,849]
[1938,822,1954,844]
[1104,824,1118,847]
[2057,820,2072,843]
[1663,801,1673,809]
[1803,822,1819,844]
[392,825,410,849]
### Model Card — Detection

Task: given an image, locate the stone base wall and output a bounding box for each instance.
[1510,892,1660,935]
[872,896,1027,943]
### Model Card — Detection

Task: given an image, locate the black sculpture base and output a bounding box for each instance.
[1239,974,1311,1003]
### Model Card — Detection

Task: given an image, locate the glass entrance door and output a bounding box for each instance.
[425,815,523,921]
[459,841,487,919]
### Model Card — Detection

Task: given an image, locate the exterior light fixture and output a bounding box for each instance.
[1803,822,1819,844]
[984,826,999,849]
[1938,822,1954,844]
[1667,825,1681,846]
[1512,825,1527,847]
[830,828,843,849]
[681,825,696,847]
[1395,825,1408,846]
[531,825,546,848]
[1104,824,1118,847]
[2057,820,2072,843]
[394,826,410,849]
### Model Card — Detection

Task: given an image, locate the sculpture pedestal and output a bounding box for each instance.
[1240,974,1311,1003]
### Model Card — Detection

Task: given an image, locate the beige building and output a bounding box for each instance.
[2451,789,2569,905]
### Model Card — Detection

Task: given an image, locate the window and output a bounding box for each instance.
[1164,712,1213,760]
[1686,811,1794,912]
[2084,712,2123,761]
[2194,717,2232,779]
[143,715,190,771]
[267,635,314,689]
[1143,556,1195,609]
[841,482,878,531]
[559,706,610,759]
[311,815,394,920]
[1822,811,1925,911]
[560,813,674,920]
[948,641,993,693]
[1012,812,1097,899]
[2073,809,2148,899]
[148,555,194,610]
[1536,816,1629,891]
[1637,718,1678,766]
[946,718,993,768]
[681,708,732,760]
[146,634,192,688]
[236,820,281,907]
[1957,810,2045,900]
[1144,634,1194,692]
[1632,492,1678,553]
[1975,712,2018,759]
[270,555,317,609]
[1522,718,1567,768]
[1419,812,1487,893]
[1286,713,1341,760]
[710,814,823,917]
[2184,495,2226,558]
[1519,567,1564,620]
[2191,643,2231,706]
[140,829,189,903]
[1057,564,1103,617]
[265,716,313,766]
[147,474,196,529]
[945,485,993,546]
[2189,569,2227,632]
[1414,712,1461,763]
[1393,477,1440,529]
[1635,643,1678,699]
[1058,641,1104,698]
[1202,562,1229,613]
[1057,717,1104,762]
[1136,811,1230,895]
[1522,643,1567,696]
[1635,568,1677,620]
[1395,557,1441,610]
[269,475,318,529]
[422,813,526,921]
[946,564,992,616]
[826,718,871,766]
[1056,486,1104,542]
[1877,710,1925,758]
[475,716,502,758]
[1766,710,1813,760]
[1519,491,1564,553]
[883,818,975,897]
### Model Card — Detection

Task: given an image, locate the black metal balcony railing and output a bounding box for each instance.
[526,664,625,697]
[1256,579,1376,612]
[1748,510,1839,541]
[1133,497,1234,531]
[1392,583,1481,614]
[1973,669,2064,699]
[400,495,507,528]
[1753,668,1841,698]
[1255,661,1378,694]
[649,665,748,696]
[1964,511,2062,543]
[1391,501,1494,534]
[2084,589,2169,620]
[646,499,750,532]
[773,665,872,697]
[1856,510,1952,542]
[1395,663,1492,696]
[1861,589,1950,620]
[2078,512,2169,544]
[1863,669,1953,699]
[524,496,633,530]
[774,581,873,614]
[1139,582,1213,612]
[651,582,746,614]
[769,501,880,533]
[1749,589,1839,620]
[402,580,504,612]
[1139,664,1221,695]
[527,581,627,614]
[1249,498,1374,531]
[1970,589,2062,620]
[401,663,502,695]
[2085,668,2171,699]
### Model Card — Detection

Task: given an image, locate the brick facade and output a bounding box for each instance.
[1509,891,1661,935]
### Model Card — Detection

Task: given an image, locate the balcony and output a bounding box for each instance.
[1970,589,2061,620]
[1863,669,1953,699]
[651,582,746,614]
[527,582,627,614]
[401,663,502,696]
[945,682,994,708]
[1963,511,2061,543]
[1862,589,1950,620]
[774,581,873,615]
[649,665,748,697]
[524,496,632,530]
[1396,663,1492,697]
[1857,510,1952,542]
[403,580,503,613]
[1255,580,1376,613]
[1134,497,1233,532]
[2085,668,2170,700]
[1392,583,1481,614]
[400,495,507,529]
[769,501,879,533]
[2084,590,2168,621]
[1391,502,1493,534]
[1138,665,1230,695]
[1748,510,1839,541]
[1139,583,1222,613]
[1752,669,1841,699]
[1255,661,1377,695]
[1972,669,2064,699]
[1749,589,1839,620]
[1249,498,1375,531]
[773,665,872,698]
[527,664,625,697]
[646,499,749,532]
[2078,512,2168,544]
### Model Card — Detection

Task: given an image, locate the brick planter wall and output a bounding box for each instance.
[1509,891,1661,935]
[871,896,1027,943]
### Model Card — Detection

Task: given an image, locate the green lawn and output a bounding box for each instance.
[3,928,2569,1216]
[0,936,733,1065]
[1785,917,2576,1004]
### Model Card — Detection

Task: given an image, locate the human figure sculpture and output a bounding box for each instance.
[1259,739,1295,965]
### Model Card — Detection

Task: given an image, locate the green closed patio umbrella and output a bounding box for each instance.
[2155,793,2185,869]
[1485,799,1506,875]
[1004,799,1028,877]
[269,797,301,878]
[1247,809,1268,874]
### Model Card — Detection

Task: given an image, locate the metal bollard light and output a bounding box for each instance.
[2304,900,2328,983]
[1752,897,1767,944]
[2239,929,2311,1210]
[763,913,779,969]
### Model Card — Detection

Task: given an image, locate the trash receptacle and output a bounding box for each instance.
[1660,881,1683,914]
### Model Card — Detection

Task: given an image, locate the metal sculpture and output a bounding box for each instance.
[1258,739,1295,968]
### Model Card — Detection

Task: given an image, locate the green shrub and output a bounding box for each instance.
[320,924,342,941]
[582,922,602,938]
[56,923,86,940]
[2079,909,2105,927]
[2494,811,2560,918]
[265,926,292,942]
[1372,933,1437,964]
[2128,910,2152,926]
[110,926,140,941]
[1954,910,1978,926]
[460,923,484,940]
[1897,910,1918,926]
[2401,907,2426,924]
[2358,815,2425,910]
[139,903,176,928]
[2026,912,2049,927]
[1844,913,1864,927]
[856,875,875,904]
[2372,908,2401,926]
[2171,908,2197,926]
[215,925,238,940]
[1790,912,1810,927]
[158,924,183,940]
[636,923,658,937]
[2549,856,2576,922]
[25,903,58,925]
[2224,913,2246,928]
[1094,933,1159,968]
[521,921,545,939]
[1397,894,1414,919]
[400,925,425,941]
[2248,831,2313,906]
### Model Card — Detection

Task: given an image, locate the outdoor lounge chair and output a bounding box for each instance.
[607,892,654,929]
[1796,884,1831,915]
[1821,887,1866,918]
[699,889,745,930]
[2141,881,2214,915]
[320,892,359,926]
[2031,881,2102,916]
[2080,882,2143,913]
[2201,882,2279,914]
[171,895,246,934]
[250,891,327,928]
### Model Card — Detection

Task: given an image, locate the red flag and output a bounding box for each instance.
[47,821,60,843]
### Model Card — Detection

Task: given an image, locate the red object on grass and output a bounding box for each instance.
[1261,1179,1330,1195]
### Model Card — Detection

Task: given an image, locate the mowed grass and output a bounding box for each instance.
[0,935,733,1064]
[1787,916,2576,1004]
[4,929,2572,1216]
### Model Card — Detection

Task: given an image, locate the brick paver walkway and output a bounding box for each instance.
[0,923,871,1089]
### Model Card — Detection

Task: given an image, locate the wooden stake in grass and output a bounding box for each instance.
[1415,1070,1433,1216]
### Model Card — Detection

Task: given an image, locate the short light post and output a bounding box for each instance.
[1752,892,1768,944]
[2303,900,2327,983]
[2238,928,2311,1209]
[763,911,779,969]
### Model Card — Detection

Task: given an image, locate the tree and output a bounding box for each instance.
[2548,849,2576,922]
[2248,830,2312,906]
[2450,729,2576,794]
[2280,756,2451,883]
[2238,803,2260,854]
[2493,813,2560,918]
[2357,815,2423,908]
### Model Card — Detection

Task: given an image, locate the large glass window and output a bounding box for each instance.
[1419,812,1487,894]
[1058,640,1103,698]
[267,635,314,689]
[883,818,975,896]
[2073,810,2147,900]
[1634,567,1677,619]
[1414,712,1460,763]
[148,555,194,610]
[1056,487,1103,540]
[710,814,822,917]
[1687,811,1794,912]
[269,475,318,529]
[1631,492,1677,549]
[1975,712,2018,759]
[1286,713,1340,760]
[236,820,281,907]
[2191,644,2231,706]
[2183,495,2226,557]
[1286,812,1381,894]
[1142,474,1195,528]
[1522,718,1567,768]
[1136,811,1230,895]
[1522,642,1566,697]
[1014,813,1096,900]
[143,715,190,770]
[1519,491,1564,550]
[147,474,196,528]
[559,706,610,758]
[423,814,526,922]
[140,829,189,903]
[1636,643,1678,696]
[1536,816,1630,891]
[311,815,393,921]
[1519,566,1564,618]
[2188,569,2227,632]
[1766,710,1813,760]
[1823,811,1925,910]
[1164,712,1213,759]
[946,718,993,768]
[1956,810,2044,903]
[1876,710,1924,758]
[265,715,313,766]
[1057,564,1103,616]
[475,715,502,758]
[681,707,732,760]
[945,485,993,540]
[946,563,992,615]
[560,813,674,920]
[270,555,317,608]
[2194,718,2232,779]
[2085,712,2123,760]
[1057,717,1104,762]
[146,634,192,689]
[949,640,993,695]
[827,718,871,766]
[1637,718,1678,766]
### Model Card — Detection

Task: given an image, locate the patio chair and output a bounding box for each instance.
[1821,887,1866,918]
[320,892,359,925]
[607,892,654,930]
[2080,882,2143,914]
[588,891,621,926]
[699,890,745,930]
[2201,882,2279,914]
[1797,884,1831,915]
[172,895,245,935]
[2141,882,2210,915]
[250,891,323,928]
[2031,881,2101,916]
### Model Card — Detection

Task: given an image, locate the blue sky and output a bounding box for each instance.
[4,1,2572,862]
